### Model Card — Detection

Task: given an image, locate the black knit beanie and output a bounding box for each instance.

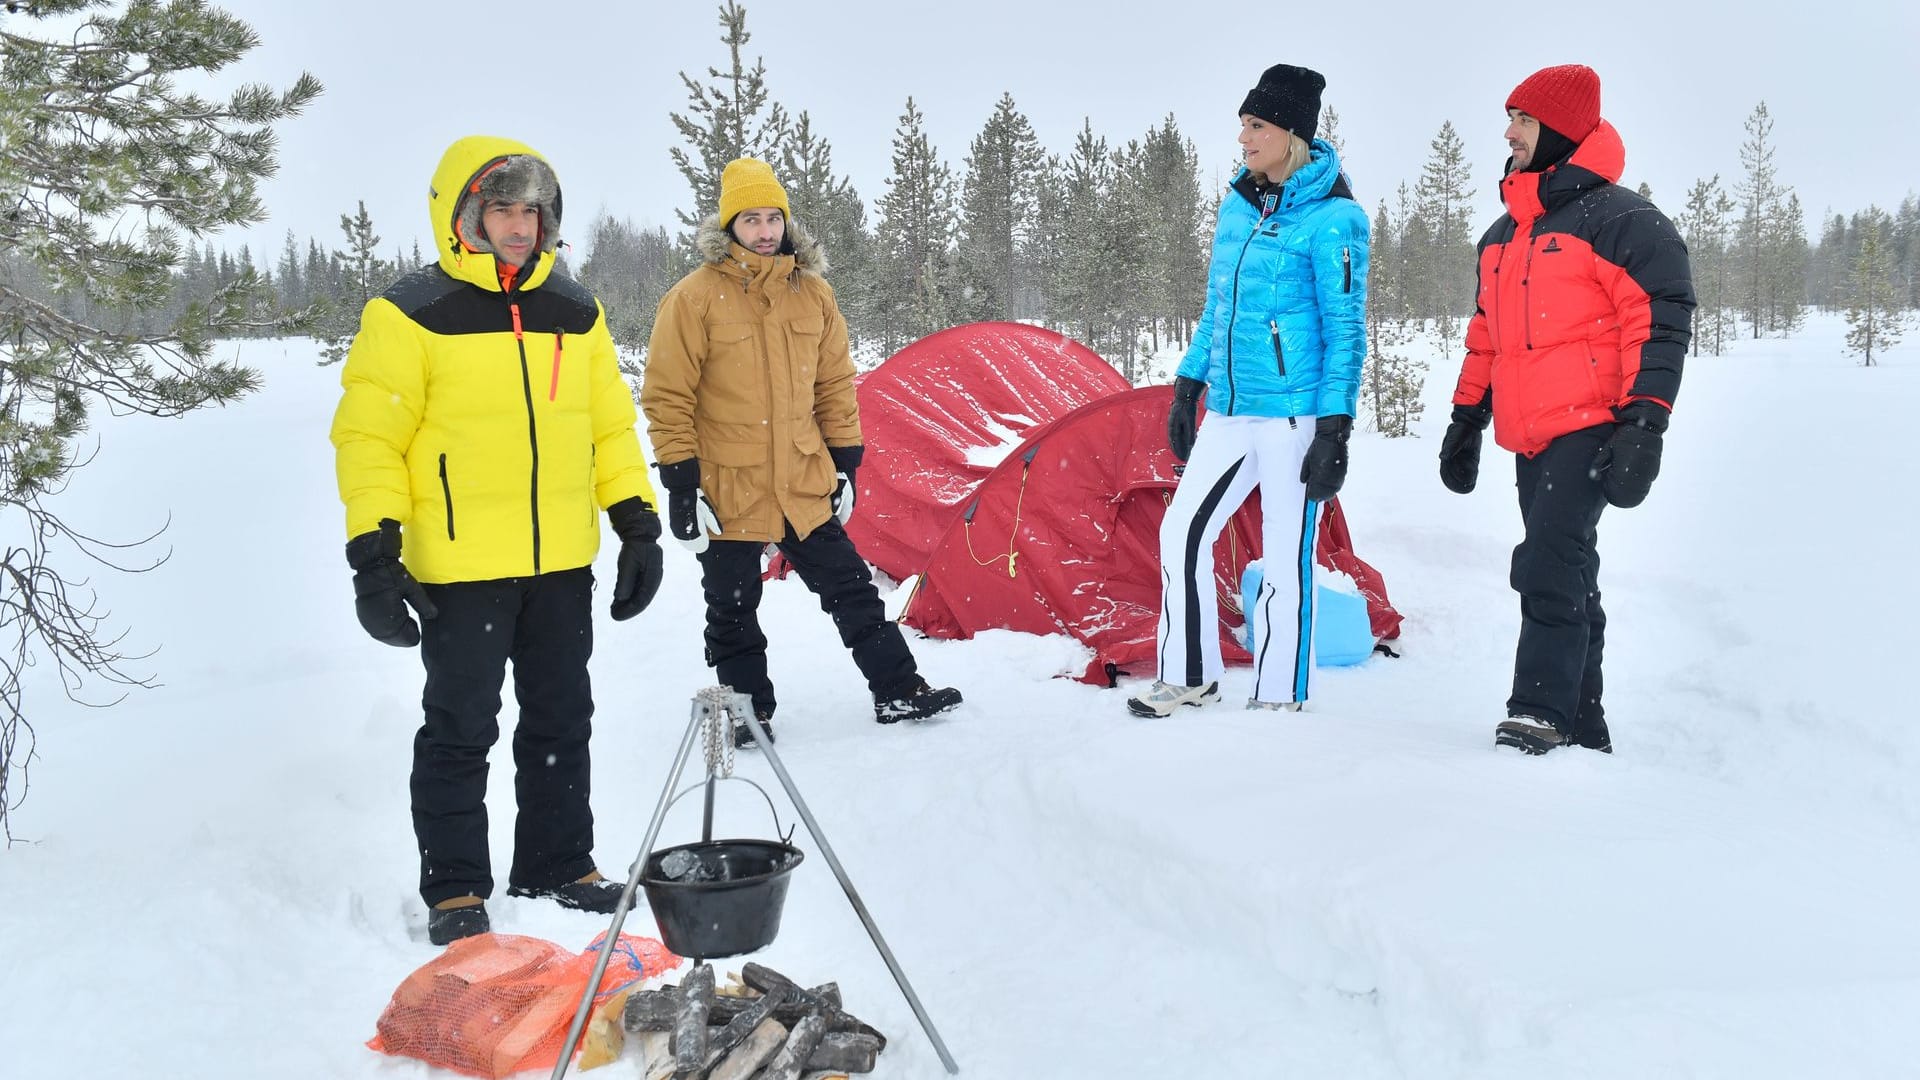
[1239,64,1326,141]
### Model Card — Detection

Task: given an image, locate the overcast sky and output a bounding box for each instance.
[214,0,1916,260]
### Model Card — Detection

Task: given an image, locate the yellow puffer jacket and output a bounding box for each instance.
[640,216,860,543]
[329,135,654,584]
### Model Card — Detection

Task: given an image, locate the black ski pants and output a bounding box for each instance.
[697,518,916,718]
[1507,426,1611,747]
[412,567,597,906]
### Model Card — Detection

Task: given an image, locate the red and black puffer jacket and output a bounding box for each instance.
[1453,119,1695,456]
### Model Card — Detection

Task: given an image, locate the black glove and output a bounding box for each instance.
[1167,376,1204,461]
[344,519,437,647]
[1300,414,1352,503]
[657,458,720,553]
[828,444,864,525]
[1439,393,1492,495]
[1593,402,1668,508]
[606,496,664,621]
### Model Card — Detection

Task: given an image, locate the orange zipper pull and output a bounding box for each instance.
[549,331,563,401]
[509,302,523,340]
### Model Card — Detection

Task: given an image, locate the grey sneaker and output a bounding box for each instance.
[1246,699,1303,712]
[1126,680,1220,717]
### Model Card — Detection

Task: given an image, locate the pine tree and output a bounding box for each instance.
[1733,103,1806,337]
[1810,212,1848,313]
[1393,182,1436,332]
[1318,105,1344,158]
[1104,138,1158,380]
[1892,193,1920,309]
[275,230,305,313]
[1046,120,1116,359]
[0,0,318,836]
[778,112,873,355]
[1360,199,1426,436]
[575,212,677,361]
[317,200,387,364]
[872,98,957,353]
[954,94,1046,324]
[1413,121,1475,342]
[1844,213,1906,366]
[1677,175,1738,356]
[1135,115,1208,354]
[667,1,790,233]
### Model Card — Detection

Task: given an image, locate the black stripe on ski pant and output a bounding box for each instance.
[1165,458,1244,686]
[413,566,596,907]
[698,517,918,718]
[1508,426,1610,743]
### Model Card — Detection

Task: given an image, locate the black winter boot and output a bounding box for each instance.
[427,897,490,945]
[733,710,775,749]
[507,871,624,913]
[874,677,963,724]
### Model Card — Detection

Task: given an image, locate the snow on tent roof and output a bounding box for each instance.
[847,322,1132,582]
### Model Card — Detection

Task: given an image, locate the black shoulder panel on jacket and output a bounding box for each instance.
[382,264,464,315]
[517,272,602,336]
[383,265,602,337]
[1570,185,1695,409]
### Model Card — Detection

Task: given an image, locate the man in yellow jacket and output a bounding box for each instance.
[641,158,960,742]
[330,136,662,945]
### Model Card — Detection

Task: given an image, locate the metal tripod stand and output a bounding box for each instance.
[552,687,961,1077]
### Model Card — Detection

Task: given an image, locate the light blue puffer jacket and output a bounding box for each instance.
[1176,140,1369,419]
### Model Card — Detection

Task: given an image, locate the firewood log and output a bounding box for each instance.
[624,987,684,1031]
[698,985,789,1070]
[741,964,887,1051]
[753,1011,828,1080]
[803,1032,881,1074]
[627,983,842,1033]
[706,1016,786,1080]
[671,964,715,1076]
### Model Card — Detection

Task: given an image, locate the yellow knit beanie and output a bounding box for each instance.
[717,157,790,226]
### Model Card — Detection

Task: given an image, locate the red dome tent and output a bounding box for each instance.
[843,322,1133,582]
[898,385,1404,686]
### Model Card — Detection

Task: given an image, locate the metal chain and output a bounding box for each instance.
[695,685,735,779]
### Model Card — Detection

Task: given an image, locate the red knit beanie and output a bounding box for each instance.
[1506,64,1601,142]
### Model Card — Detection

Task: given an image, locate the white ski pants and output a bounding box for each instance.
[1155,412,1319,704]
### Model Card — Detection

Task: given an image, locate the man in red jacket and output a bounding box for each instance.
[1439,64,1695,755]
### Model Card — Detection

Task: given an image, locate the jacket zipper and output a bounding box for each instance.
[1523,231,1538,350]
[1342,246,1352,292]
[1269,319,1287,377]
[438,453,455,540]
[509,300,542,574]
[548,330,563,401]
[1226,226,1260,416]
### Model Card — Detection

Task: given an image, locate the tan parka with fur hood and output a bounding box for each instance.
[640,216,861,544]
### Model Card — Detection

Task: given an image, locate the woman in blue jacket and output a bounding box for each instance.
[1129,63,1369,717]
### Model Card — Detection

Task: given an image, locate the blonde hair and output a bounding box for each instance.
[1253,133,1314,185]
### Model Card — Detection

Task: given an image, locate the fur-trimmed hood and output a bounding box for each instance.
[428,135,561,293]
[693,213,829,277]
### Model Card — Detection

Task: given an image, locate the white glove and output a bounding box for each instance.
[831,471,856,525]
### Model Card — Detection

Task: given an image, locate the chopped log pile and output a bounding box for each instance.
[622,961,887,1080]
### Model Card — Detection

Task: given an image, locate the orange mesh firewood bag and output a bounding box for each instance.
[368,932,682,1078]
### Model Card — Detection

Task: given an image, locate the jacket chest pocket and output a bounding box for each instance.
[784,316,824,390]
[708,322,758,366]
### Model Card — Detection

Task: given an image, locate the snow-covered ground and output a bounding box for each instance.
[4,315,1919,1078]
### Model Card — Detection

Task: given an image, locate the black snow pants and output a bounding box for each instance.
[1507,426,1612,747]
[697,517,917,718]
[412,567,597,906]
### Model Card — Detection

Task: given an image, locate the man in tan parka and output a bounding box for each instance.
[641,158,961,741]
